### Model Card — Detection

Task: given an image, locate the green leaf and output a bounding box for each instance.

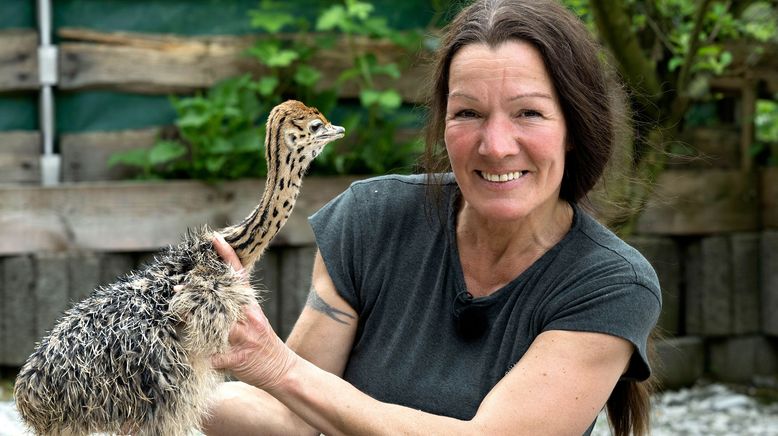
[294,65,322,87]
[316,5,347,31]
[108,148,149,168]
[177,111,212,129]
[149,141,187,166]
[256,76,279,96]
[346,0,373,20]
[359,89,381,107]
[249,11,296,33]
[206,155,227,173]
[210,138,234,154]
[231,128,264,153]
[668,56,683,72]
[248,41,300,67]
[376,90,402,110]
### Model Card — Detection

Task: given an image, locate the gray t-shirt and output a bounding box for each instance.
[309,173,661,423]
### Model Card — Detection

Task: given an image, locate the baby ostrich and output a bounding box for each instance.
[14,100,345,435]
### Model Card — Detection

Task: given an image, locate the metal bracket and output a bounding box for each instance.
[38,45,59,86]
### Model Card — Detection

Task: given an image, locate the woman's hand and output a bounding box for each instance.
[210,234,298,390]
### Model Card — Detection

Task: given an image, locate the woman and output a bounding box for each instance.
[204,0,660,435]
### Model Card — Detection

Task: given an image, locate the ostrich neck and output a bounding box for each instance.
[222,162,303,269]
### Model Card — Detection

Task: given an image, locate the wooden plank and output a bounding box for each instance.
[0,29,38,92]
[0,131,40,184]
[763,168,778,229]
[670,126,740,169]
[1,256,36,366]
[57,28,430,102]
[0,176,357,255]
[636,169,759,235]
[60,128,161,182]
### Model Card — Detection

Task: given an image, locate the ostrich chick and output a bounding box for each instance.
[13,100,345,436]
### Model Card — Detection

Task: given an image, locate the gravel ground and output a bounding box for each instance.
[1,383,777,435]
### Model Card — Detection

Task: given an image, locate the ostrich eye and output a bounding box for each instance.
[309,119,323,133]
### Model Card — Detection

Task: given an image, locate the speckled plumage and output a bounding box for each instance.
[14,100,345,435]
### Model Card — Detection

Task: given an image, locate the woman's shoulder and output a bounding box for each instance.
[345,173,457,212]
[566,208,661,295]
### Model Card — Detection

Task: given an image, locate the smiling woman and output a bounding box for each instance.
[202,2,660,436]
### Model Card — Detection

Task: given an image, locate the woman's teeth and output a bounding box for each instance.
[479,171,526,182]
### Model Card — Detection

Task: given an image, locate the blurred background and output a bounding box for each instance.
[0,0,777,434]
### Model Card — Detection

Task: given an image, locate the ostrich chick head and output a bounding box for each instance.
[268,100,345,175]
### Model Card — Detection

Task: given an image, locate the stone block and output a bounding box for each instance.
[686,237,733,336]
[709,336,778,383]
[68,253,101,302]
[34,252,70,334]
[763,231,778,335]
[99,253,135,286]
[252,248,280,330]
[279,246,316,339]
[654,336,705,389]
[731,234,760,334]
[1,256,36,366]
[628,236,681,335]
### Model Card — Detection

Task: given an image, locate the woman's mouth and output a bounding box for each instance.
[478,170,528,182]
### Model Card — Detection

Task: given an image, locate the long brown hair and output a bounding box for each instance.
[421,0,652,434]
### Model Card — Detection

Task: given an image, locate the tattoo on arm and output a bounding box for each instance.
[306,286,356,325]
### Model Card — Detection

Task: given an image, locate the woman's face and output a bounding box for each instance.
[445,40,568,223]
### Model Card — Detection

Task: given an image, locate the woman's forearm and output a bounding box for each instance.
[265,356,473,436]
[202,381,319,436]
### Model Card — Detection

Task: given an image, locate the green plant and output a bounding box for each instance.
[110,74,268,180]
[313,0,424,174]
[751,97,778,166]
[110,0,425,180]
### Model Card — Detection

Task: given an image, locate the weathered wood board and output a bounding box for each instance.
[57,28,431,102]
[0,177,357,255]
[0,29,39,92]
[763,168,778,229]
[636,169,759,235]
[0,131,40,184]
[59,127,161,182]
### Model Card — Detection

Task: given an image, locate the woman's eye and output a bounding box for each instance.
[454,109,479,119]
[519,109,543,118]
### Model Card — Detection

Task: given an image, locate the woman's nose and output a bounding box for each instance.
[478,114,519,159]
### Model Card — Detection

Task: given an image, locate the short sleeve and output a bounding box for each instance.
[543,283,661,381]
[308,185,364,311]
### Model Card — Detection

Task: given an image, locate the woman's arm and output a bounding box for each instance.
[209,236,634,436]
[202,238,358,435]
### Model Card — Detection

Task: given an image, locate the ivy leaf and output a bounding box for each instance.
[149,141,187,166]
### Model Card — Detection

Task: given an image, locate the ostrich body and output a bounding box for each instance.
[13,100,345,435]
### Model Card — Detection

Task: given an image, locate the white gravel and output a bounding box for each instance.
[1,383,777,435]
